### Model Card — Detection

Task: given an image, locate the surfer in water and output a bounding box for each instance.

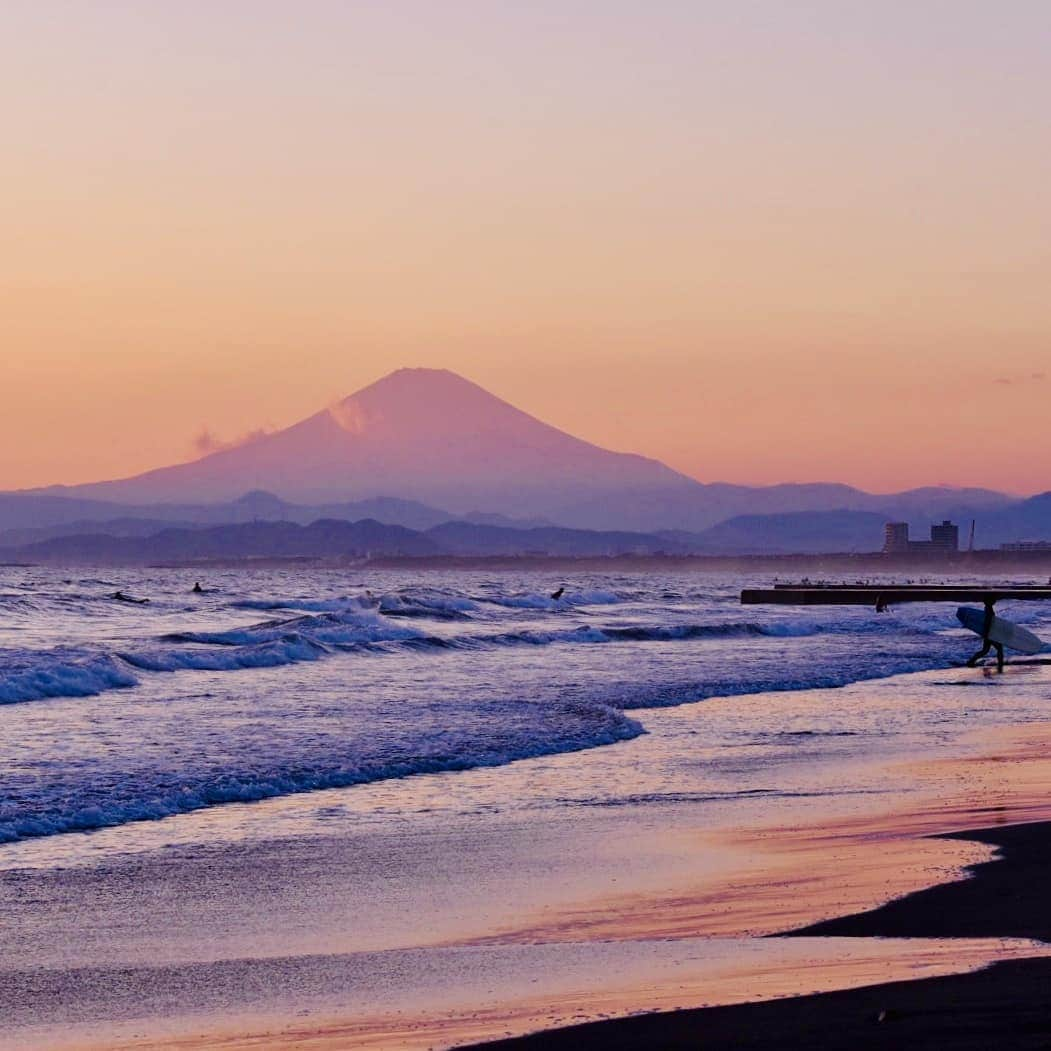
[550,587,565,601]
[112,591,149,604]
[192,582,203,594]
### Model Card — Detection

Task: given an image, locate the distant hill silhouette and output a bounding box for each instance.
[0,518,691,564]
[688,510,888,554]
[0,519,441,564]
[0,490,458,544]
[9,494,1051,563]
[426,521,681,557]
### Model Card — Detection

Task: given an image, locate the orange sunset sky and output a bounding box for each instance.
[2,1,1050,495]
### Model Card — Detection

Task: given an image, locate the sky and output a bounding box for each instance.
[2,0,1050,495]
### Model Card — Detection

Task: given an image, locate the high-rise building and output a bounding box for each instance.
[883,522,910,553]
[883,519,959,555]
[930,520,959,552]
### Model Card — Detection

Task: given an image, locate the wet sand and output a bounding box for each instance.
[474,820,1051,1050]
[472,958,1051,1050]
[39,712,1051,1051]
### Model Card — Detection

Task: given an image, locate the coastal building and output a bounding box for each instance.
[883,522,910,554]
[930,520,960,552]
[882,519,959,555]
[1001,540,1051,552]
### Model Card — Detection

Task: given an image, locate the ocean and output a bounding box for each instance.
[4,566,1051,1047]
[2,567,1050,847]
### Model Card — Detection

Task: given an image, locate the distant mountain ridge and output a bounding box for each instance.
[7,367,1024,536]
[0,517,696,565]
[8,492,1051,564]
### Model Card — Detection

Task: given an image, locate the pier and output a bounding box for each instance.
[742,585,1051,607]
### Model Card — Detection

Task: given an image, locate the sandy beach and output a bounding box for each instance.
[475,818,1051,1050]
[7,658,1051,1051]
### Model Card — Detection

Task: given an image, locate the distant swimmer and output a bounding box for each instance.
[550,587,565,601]
[192,582,203,594]
[111,591,149,604]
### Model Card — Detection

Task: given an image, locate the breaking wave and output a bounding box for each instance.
[483,589,621,610]
[168,609,423,648]
[2,566,997,847]
[0,648,137,705]
[0,699,643,843]
[122,636,330,672]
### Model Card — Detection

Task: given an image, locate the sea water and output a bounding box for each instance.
[2,566,1049,849]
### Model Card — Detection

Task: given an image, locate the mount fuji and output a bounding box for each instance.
[27,368,1013,533]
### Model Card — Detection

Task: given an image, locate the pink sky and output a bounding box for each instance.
[2,1,1050,495]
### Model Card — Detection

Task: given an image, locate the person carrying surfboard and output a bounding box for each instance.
[956,603,1043,672]
[965,631,1004,673]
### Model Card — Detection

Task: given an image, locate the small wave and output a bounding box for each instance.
[232,590,479,621]
[464,621,819,648]
[485,626,612,646]
[484,589,621,610]
[378,591,478,619]
[0,593,37,613]
[0,648,137,705]
[168,609,422,649]
[121,636,329,673]
[563,786,887,808]
[0,702,643,843]
[231,595,376,614]
[604,622,802,642]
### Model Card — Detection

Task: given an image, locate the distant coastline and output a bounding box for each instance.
[133,549,1051,573]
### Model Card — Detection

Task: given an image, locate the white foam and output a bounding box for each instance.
[0,648,137,705]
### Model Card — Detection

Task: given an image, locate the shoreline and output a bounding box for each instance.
[472,819,1051,1050]
[11,646,1051,1051]
[27,697,1051,1051]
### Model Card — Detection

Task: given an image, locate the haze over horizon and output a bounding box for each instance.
[4,2,1050,494]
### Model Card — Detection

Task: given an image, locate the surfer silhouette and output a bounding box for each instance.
[112,591,149,604]
[967,636,1004,673]
[966,603,1004,673]
[550,587,565,600]
[192,582,203,594]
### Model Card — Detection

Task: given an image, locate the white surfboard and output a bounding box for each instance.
[956,606,1044,655]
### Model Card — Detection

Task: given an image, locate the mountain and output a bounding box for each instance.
[1,519,441,565]
[0,516,202,548]
[0,518,689,565]
[9,368,1022,533]
[426,521,684,557]
[688,510,887,554]
[0,490,457,542]
[550,482,1014,533]
[43,369,695,519]
[688,492,1051,554]
[9,497,1051,564]
[956,491,1051,547]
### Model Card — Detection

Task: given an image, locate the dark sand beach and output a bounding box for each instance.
[473,820,1051,1050]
